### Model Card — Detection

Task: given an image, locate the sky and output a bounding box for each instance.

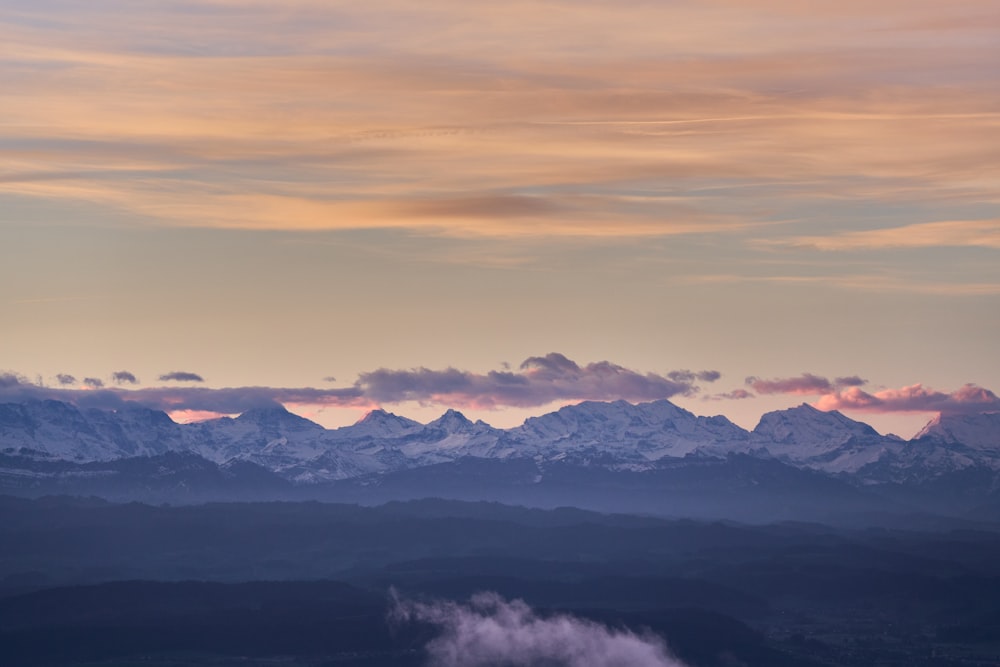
[2,1,999,437]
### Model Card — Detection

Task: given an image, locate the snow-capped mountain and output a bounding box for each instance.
[0,400,182,461]
[750,403,905,474]
[914,412,1000,454]
[1,398,998,491]
[508,399,751,466]
[393,409,507,462]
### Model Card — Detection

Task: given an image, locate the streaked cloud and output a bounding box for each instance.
[682,274,1000,296]
[158,371,205,383]
[704,389,755,401]
[668,369,722,383]
[1,1,997,248]
[747,373,856,396]
[773,220,1000,251]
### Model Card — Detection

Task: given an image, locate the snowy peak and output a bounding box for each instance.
[748,403,905,474]
[235,405,323,432]
[348,409,422,437]
[0,399,179,460]
[4,398,1000,485]
[513,398,749,461]
[753,403,879,447]
[915,412,1000,452]
[426,408,475,433]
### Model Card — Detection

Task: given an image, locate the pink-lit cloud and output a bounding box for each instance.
[815,383,1000,415]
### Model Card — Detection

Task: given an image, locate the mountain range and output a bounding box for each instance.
[1,398,998,521]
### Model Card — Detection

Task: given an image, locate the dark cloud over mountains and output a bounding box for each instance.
[1,354,711,413]
[2,359,997,418]
[356,352,710,409]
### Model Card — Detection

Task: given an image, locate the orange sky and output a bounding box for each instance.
[2,1,998,436]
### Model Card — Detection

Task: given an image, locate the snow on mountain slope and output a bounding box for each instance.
[0,400,179,461]
[750,403,905,473]
[345,409,422,438]
[749,404,1000,479]
[183,406,351,476]
[914,412,1000,453]
[2,398,999,484]
[509,399,751,464]
[394,409,507,461]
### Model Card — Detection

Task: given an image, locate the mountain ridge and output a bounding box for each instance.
[1,398,997,500]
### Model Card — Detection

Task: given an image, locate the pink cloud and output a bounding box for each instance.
[814,383,1000,415]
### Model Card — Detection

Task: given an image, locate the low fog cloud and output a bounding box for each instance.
[392,592,688,667]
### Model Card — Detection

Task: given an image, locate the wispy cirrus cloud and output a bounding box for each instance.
[682,274,1000,296]
[771,219,1000,251]
[2,2,997,245]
